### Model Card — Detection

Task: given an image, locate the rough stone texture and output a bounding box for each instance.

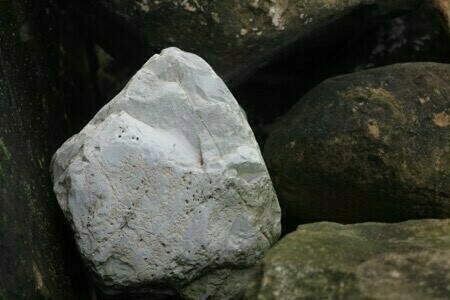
[0,0,90,298]
[244,219,450,300]
[265,62,450,226]
[234,1,450,147]
[72,0,423,85]
[435,0,450,34]
[51,47,281,298]
[180,267,258,300]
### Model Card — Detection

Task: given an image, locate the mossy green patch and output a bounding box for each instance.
[245,220,450,300]
[0,138,11,160]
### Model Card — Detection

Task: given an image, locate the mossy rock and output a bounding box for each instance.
[244,219,450,300]
[265,62,450,225]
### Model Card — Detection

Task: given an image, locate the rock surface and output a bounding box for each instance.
[244,219,450,300]
[74,0,423,85]
[347,1,450,70]
[0,0,90,298]
[234,1,450,147]
[435,0,450,34]
[265,62,450,225]
[51,47,281,298]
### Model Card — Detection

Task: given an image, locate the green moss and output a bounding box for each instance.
[246,220,450,299]
[0,138,11,160]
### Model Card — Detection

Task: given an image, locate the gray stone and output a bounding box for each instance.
[50,47,281,297]
[264,62,450,225]
[180,267,258,300]
[79,0,423,85]
[244,219,450,300]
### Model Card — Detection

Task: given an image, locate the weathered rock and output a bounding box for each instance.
[180,267,258,300]
[435,0,450,34]
[72,0,423,85]
[51,47,281,298]
[244,219,450,300]
[265,62,450,226]
[234,1,450,147]
[0,0,91,298]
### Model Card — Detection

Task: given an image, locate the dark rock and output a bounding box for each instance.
[244,219,450,300]
[67,0,423,85]
[0,0,91,298]
[348,1,450,70]
[233,1,450,147]
[265,62,450,226]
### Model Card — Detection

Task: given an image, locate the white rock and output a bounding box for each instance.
[51,47,281,297]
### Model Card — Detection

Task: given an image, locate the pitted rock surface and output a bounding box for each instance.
[51,47,281,297]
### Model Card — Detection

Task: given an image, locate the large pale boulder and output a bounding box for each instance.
[50,47,281,298]
[244,219,450,300]
[71,0,423,84]
[265,62,450,226]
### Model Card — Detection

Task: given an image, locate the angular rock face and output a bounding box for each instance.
[244,219,450,300]
[50,47,281,298]
[76,0,423,84]
[265,62,450,225]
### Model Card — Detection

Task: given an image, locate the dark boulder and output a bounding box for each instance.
[67,0,423,85]
[233,1,450,147]
[0,0,91,298]
[265,62,449,226]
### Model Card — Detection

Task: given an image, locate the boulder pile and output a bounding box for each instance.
[44,0,449,298]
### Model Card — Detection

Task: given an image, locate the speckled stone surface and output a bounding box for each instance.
[51,47,281,298]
